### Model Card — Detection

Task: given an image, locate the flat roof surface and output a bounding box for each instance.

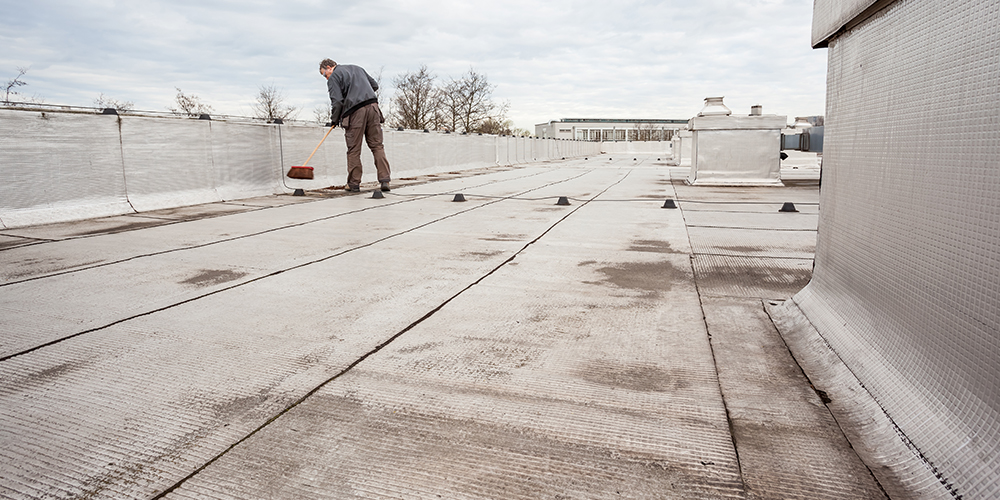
[0,155,884,499]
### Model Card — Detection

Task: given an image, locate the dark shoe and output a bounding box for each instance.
[380,182,391,192]
[344,185,360,192]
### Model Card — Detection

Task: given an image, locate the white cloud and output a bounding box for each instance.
[1,0,826,129]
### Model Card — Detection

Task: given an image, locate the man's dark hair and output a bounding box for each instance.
[319,59,337,71]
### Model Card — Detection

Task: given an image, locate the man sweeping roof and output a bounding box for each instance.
[320,58,391,192]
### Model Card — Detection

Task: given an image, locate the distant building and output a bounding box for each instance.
[535,118,689,141]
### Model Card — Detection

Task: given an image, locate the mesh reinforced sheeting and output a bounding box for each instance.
[119,116,221,212]
[796,0,1000,497]
[0,110,131,228]
[279,123,346,189]
[0,108,602,227]
[209,121,282,201]
[601,141,671,155]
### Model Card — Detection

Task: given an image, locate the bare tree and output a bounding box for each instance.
[477,117,521,136]
[370,65,398,126]
[94,93,135,112]
[477,99,509,134]
[313,104,333,125]
[3,67,29,103]
[436,78,463,132]
[168,88,213,116]
[390,65,438,130]
[633,122,670,141]
[252,84,298,122]
[476,117,503,135]
[371,65,385,103]
[444,68,505,134]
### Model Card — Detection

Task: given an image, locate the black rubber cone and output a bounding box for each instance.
[292,189,305,196]
[779,202,799,212]
[372,190,384,199]
[453,193,467,202]
[556,196,571,206]
[662,199,677,209]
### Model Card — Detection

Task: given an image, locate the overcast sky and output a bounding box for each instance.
[2,0,826,130]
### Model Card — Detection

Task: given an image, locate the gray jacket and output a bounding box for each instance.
[327,64,379,124]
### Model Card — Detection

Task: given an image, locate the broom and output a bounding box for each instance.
[287,124,336,179]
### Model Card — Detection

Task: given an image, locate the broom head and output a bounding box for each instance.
[287,166,314,179]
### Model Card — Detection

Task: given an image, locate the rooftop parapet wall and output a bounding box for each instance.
[794,0,999,497]
[599,141,672,155]
[0,109,133,227]
[0,108,601,228]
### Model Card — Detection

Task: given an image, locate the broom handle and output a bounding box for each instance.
[301,124,337,166]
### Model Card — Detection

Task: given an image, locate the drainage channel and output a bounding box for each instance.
[149,168,633,500]
[0,169,597,364]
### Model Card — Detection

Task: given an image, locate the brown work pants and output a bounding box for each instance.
[343,102,390,188]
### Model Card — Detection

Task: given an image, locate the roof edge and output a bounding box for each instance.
[812,0,899,48]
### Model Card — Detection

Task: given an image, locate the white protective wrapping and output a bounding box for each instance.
[0,110,131,228]
[795,0,999,497]
[678,130,693,167]
[496,135,512,165]
[209,120,282,200]
[119,116,220,212]
[668,134,681,164]
[279,123,346,189]
[600,141,672,155]
[533,138,548,161]
[686,115,784,186]
[0,109,599,227]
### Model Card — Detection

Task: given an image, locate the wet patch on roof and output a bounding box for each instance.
[628,240,682,254]
[693,255,813,299]
[0,236,38,251]
[6,359,94,394]
[480,233,527,242]
[71,219,169,237]
[576,360,691,393]
[718,245,766,254]
[181,269,248,288]
[590,260,687,298]
[395,341,445,354]
[460,250,506,261]
[2,256,105,282]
